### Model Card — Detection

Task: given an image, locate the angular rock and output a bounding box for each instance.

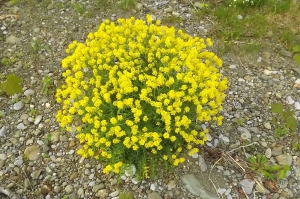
[239,178,255,194]
[34,115,43,125]
[0,126,6,136]
[276,154,293,166]
[6,35,19,43]
[181,174,218,198]
[148,191,163,199]
[24,145,40,160]
[13,101,24,110]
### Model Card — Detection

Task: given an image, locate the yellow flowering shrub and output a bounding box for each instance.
[56,15,228,178]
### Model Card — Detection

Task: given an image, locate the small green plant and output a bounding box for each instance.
[42,75,53,94]
[247,153,290,179]
[72,2,85,14]
[44,134,52,145]
[118,0,137,10]
[9,0,18,5]
[0,111,4,118]
[271,103,298,138]
[0,74,22,96]
[29,108,36,116]
[31,39,42,54]
[119,191,134,199]
[232,117,246,125]
[292,45,300,65]
[292,142,300,151]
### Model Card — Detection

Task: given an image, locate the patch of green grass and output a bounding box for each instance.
[118,0,137,10]
[72,2,85,14]
[161,15,183,25]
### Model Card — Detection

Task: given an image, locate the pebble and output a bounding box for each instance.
[34,115,43,125]
[6,35,19,43]
[17,123,26,130]
[109,190,119,197]
[276,154,293,166]
[92,184,105,192]
[265,148,272,158]
[24,145,40,160]
[24,89,35,96]
[286,96,294,105]
[0,126,7,136]
[239,178,255,194]
[0,153,7,161]
[65,185,74,193]
[167,180,176,190]
[264,122,272,130]
[13,101,24,110]
[77,188,84,195]
[148,192,163,199]
[181,174,218,198]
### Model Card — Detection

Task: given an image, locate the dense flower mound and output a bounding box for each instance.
[55,15,228,178]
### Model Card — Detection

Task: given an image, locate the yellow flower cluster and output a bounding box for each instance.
[56,15,228,177]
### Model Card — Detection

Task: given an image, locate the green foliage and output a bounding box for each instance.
[72,2,85,14]
[9,0,18,5]
[271,103,298,138]
[292,45,300,65]
[292,142,300,151]
[118,0,136,10]
[0,74,22,96]
[42,75,53,95]
[232,117,246,125]
[119,191,134,199]
[247,153,290,179]
[229,0,267,8]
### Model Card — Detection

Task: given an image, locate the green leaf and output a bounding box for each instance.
[248,156,257,164]
[292,45,300,53]
[119,192,134,199]
[278,170,287,179]
[283,164,291,171]
[271,103,283,114]
[282,110,294,120]
[269,164,281,171]
[0,74,22,96]
[286,117,298,131]
[293,53,300,65]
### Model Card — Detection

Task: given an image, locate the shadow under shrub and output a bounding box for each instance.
[55,15,228,179]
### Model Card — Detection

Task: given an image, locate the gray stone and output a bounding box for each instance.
[77,188,84,195]
[17,123,26,130]
[13,101,24,110]
[31,169,42,179]
[181,174,218,198]
[109,190,119,197]
[24,178,31,189]
[0,160,5,169]
[279,50,292,58]
[24,145,40,160]
[24,89,35,96]
[164,7,173,13]
[0,153,7,161]
[0,126,6,136]
[239,178,255,194]
[65,185,73,193]
[264,122,272,130]
[272,146,282,156]
[34,115,43,125]
[276,154,293,166]
[92,184,105,192]
[148,192,163,199]
[167,180,176,190]
[6,35,19,43]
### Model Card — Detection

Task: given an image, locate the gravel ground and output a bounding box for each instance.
[1,0,300,199]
